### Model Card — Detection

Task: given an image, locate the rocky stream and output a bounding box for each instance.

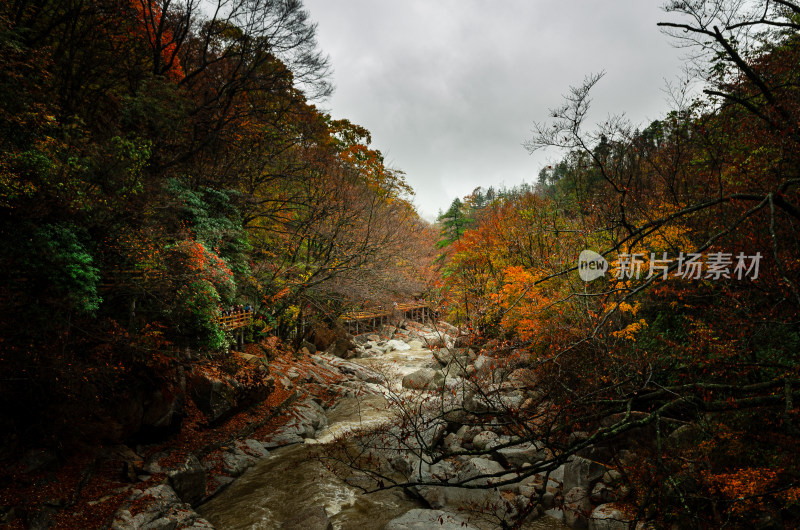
[110,320,633,529]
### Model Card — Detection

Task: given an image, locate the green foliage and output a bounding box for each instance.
[166,178,251,276]
[436,198,471,248]
[25,223,102,314]
[175,280,227,350]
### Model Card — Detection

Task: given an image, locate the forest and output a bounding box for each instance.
[1,0,799,529]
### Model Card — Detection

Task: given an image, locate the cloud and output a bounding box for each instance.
[304,0,686,221]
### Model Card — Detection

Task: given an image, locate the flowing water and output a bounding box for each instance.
[198,344,569,529]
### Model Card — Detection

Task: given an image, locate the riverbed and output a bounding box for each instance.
[198,343,569,529]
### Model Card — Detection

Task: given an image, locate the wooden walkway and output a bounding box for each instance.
[341,303,436,334]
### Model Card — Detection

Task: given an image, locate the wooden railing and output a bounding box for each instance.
[217,311,253,331]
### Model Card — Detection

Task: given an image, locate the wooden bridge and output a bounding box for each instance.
[341,303,436,334]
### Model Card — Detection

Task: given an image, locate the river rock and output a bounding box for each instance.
[665,424,699,450]
[262,429,304,448]
[384,509,477,529]
[294,398,328,437]
[402,368,444,390]
[222,447,259,476]
[442,432,464,452]
[473,354,493,375]
[166,454,206,506]
[591,482,618,504]
[237,439,270,458]
[110,484,212,530]
[471,430,499,451]
[506,368,537,388]
[407,339,424,350]
[454,335,471,348]
[602,469,622,486]
[588,503,633,529]
[429,459,458,482]
[325,335,357,358]
[188,373,237,423]
[418,331,451,349]
[360,347,384,358]
[496,442,546,468]
[436,321,459,335]
[457,457,505,485]
[317,355,386,385]
[564,486,592,528]
[385,339,411,352]
[283,505,333,530]
[564,455,608,492]
[390,452,431,479]
[457,425,481,444]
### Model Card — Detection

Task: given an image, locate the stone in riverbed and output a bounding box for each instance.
[385,339,411,352]
[457,457,506,485]
[564,455,608,492]
[402,368,444,390]
[496,442,546,468]
[471,430,499,451]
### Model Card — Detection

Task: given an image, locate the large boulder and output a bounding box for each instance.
[384,509,477,530]
[188,373,237,423]
[433,347,475,367]
[457,457,505,485]
[326,336,356,358]
[402,368,445,390]
[564,455,608,493]
[317,355,386,385]
[294,398,328,438]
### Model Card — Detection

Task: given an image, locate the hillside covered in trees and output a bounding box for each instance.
[0,0,435,459]
[429,2,800,527]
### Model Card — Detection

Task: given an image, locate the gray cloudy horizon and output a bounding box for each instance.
[302,1,688,221]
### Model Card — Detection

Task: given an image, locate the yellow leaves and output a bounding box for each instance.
[616,301,640,315]
[611,318,648,341]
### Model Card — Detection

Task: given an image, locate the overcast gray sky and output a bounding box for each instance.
[302,0,687,221]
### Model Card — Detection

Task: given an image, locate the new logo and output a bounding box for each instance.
[578,250,608,282]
